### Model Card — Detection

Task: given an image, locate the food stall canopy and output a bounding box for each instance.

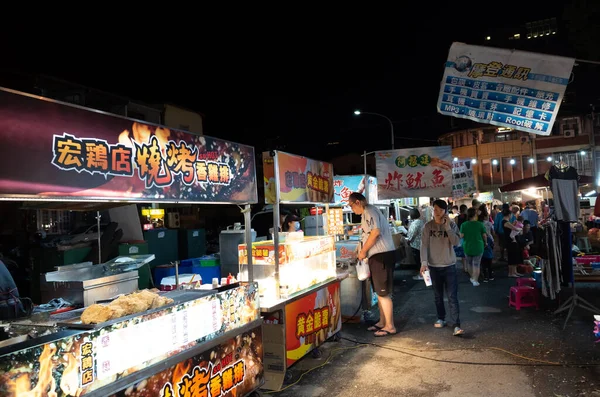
[498,173,594,192]
[0,87,258,205]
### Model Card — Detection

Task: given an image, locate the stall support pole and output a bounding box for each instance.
[273,151,281,300]
[96,211,102,264]
[243,204,254,282]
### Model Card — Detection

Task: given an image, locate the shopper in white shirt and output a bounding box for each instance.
[348,192,397,337]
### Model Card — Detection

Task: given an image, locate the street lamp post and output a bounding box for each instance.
[354,110,395,149]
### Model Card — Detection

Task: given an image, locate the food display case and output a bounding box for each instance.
[238,235,336,305]
[259,151,345,391]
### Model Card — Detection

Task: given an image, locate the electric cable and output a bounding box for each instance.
[262,332,600,395]
[340,336,600,367]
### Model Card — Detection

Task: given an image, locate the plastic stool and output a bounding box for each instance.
[509,286,539,310]
[577,237,592,253]
[516,277,536,288]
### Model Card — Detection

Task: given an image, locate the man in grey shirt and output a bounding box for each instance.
[420,199,464,336]
[349,192,397,337]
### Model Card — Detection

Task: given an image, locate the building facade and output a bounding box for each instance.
[0,72,203,135]
[438,113,599,196]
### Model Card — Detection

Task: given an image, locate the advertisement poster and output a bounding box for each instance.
[437,42,575,136]
[0,88,258,203]
[285,282,341,367]
[375,146,453,199]
[263,151,334,204]
[452,159,477,198]
[335,241,360,261]
[333,175,365,206]
[0,284,260,396]
[108,325,264,397]
[477,191,495,203]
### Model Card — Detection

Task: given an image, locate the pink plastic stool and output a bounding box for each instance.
[516,278,536,288]
[509,286,539,310]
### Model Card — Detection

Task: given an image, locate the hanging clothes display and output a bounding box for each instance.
[539,219,562,299]
[546,164,580,222]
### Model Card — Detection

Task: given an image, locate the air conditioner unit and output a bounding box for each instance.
[520,136,530,143]
[564,129,575,137]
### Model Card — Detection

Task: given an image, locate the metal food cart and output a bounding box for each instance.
[242,150,345,391]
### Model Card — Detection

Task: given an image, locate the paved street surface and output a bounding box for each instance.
[264,265,600,397]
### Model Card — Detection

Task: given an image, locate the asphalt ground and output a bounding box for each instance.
[263,263,600,397]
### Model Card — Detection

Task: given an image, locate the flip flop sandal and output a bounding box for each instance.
[367,325,383,332]
[374,330,397,337]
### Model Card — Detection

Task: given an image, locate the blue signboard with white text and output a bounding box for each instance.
[437,42,575,136]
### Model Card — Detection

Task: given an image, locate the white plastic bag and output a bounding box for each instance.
[356,259,371,281]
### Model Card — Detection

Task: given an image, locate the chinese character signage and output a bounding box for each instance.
[437,42,575,136]
[285,281,341,367]
[0,89,258,203]
[0,283,260,396]
[109,325,263,397]
[263,151,334,203]
[452,159,477,199]
[375,146,452,199]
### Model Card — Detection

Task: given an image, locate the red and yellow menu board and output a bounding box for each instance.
[263,151,334,204]
[285,281,341,367]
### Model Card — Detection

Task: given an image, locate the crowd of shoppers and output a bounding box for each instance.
[355,196,539,338]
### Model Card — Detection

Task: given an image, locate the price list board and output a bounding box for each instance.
[95,298,222,380]
[327,208,344,235]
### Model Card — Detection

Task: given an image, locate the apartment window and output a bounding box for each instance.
[552,151,593,176]
[526,17,557,39]
[536,154,552,175]
[495,132,518,142]
[502,158,515,183]
[481,159,492,186]
[491,159,502,184]
[522,155,534,178]
[560,117,581,136]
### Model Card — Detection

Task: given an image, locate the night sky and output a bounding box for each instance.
[1,4,585,160]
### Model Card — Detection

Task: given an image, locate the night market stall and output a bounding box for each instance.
[238,150,344,390]
[499,169,600,329]
[0,87,264,397]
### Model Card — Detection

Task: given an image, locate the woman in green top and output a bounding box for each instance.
[459,207,488,286]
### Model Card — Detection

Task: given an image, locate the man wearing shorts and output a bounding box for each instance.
[348,192,397,337]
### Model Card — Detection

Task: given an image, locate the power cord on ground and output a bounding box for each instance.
[341,336,600,367]
[262,334,600,394]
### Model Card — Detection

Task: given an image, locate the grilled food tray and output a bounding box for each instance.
[54,289,215,330]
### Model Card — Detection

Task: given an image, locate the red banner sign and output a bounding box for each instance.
[0,88,258,204]
[284,281,341,366]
